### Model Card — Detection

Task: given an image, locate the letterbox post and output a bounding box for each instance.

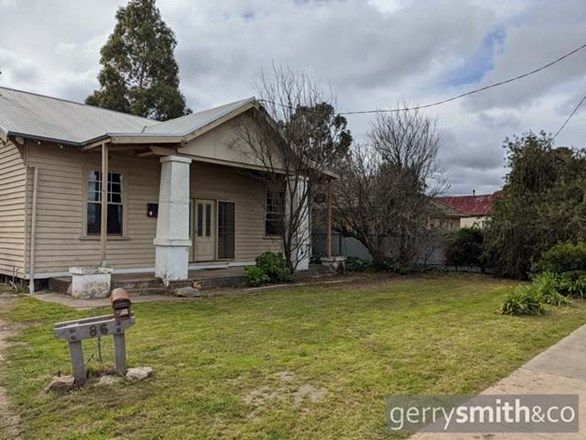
[68,340,87,382]
[113,333,127,376]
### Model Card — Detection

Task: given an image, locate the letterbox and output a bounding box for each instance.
[110,288,132,319]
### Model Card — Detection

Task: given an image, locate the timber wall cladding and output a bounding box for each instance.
[189,161,281,261]
[0,140,26,277]
[24,142,160,275]
[21,142,280,276]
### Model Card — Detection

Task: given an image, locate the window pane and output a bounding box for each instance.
[266,219,281,236]
[197,204,203,237]
[109,172,121,184]
[88,170,100,182]
[107,204,123,235]
[205,204,211,237]
[110,193,122,204]
[87,187,101,202]
[87,203,100,235]
[111,183,121,194]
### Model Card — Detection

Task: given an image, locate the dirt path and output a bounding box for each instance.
[0,297,22,440]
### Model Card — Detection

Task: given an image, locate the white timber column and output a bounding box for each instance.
[100,142,109,266]
[326,179,333,259]
[286,175,310,271]
[154,155,192,283]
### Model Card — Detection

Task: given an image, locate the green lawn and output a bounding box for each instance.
[1,274,585,439]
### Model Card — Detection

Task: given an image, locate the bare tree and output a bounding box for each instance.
[333,144,390,263]
[236,64,348,271]
[334,107,445,265]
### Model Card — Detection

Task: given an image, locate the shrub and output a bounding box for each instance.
[556,271,586,299]
[345,257,373,272]
[500,272,574,316]
[500,287,545,316]
[245,252,293,287]
[373,258,414,275]
[534,241,586,275]
[483,134,586,279]
[445,227,485,267]
[244,266,270,287]
[254,252,292,284]
[532,272,572,306]
[345,257,416,274]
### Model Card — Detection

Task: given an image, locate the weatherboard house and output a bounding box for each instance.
[0,87,322,294]
[433,193,498,229]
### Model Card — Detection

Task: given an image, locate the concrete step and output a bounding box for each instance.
[48,277,70,294]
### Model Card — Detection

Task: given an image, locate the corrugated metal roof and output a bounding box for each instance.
[0,86,256,146]
[0,87,157,145]
[434,193,498,216]
[143,97,255,136]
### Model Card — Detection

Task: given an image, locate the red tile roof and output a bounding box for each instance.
[434,193,497,216]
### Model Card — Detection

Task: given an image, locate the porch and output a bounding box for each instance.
[36,122,336,298]
[85,144,313,282]
[48,263,333,296]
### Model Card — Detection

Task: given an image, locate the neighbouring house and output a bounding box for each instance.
[432,192,498,229]
[0,87,327,294]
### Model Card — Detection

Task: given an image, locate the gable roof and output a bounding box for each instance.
[142,98,255,137]
[0,86,256,146]
[433,193,497,216]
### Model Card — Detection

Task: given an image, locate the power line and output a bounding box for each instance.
[552,92,586,141]
[259,41,586,116]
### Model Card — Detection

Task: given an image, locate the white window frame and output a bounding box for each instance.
[84,169,126,237]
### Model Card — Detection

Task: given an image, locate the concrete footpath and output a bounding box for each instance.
[411,325,586,440]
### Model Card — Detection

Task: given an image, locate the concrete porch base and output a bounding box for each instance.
[320,256,347,273]
[50,264,335,296]
[69,266,113,299]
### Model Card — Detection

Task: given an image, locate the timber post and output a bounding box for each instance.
[100,142,109,266]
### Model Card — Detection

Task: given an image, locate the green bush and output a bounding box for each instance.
[255,251,292,283]
[531,272,572,306]
[500,287,545,316]
[372,258,415,274]
[445,227,485,267]
[534,241,586,274]
[244,266,270,287]
[345,257,373,272]
[244,252,292,286]
[556,271,586,299]
[500,272,574,316]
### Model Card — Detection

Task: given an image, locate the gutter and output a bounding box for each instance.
[7,131,82,147]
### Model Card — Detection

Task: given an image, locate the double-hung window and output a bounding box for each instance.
[265,186,285,236]
[86,170,124,236]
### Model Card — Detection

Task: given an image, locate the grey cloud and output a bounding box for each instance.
[0,0,584,196]
[463,0,586,112]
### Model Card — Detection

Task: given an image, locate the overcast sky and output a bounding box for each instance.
[1,0,585,195]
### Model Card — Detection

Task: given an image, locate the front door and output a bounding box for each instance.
[192,199,215,261]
